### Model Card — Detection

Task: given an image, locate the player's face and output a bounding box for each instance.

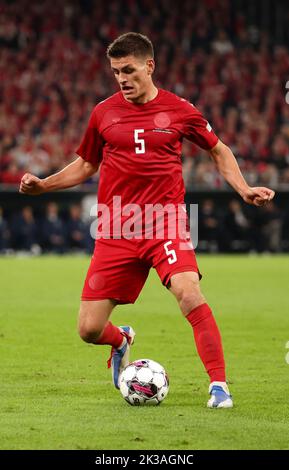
[110,55,155,102]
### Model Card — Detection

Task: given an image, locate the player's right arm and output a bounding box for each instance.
[19,157,99,195]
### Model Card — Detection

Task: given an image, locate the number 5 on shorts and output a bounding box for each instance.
[164,241,177,264]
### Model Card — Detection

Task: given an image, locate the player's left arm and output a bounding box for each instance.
[209,140,275,206]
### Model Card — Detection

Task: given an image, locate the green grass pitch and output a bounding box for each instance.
[1,255,289,450]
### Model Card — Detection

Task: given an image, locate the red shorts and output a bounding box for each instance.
[81,236,200,304]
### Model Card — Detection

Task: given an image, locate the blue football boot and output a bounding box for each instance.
[207,382,233,408]
[108,326,135,389]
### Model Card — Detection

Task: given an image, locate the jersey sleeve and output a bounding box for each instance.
[180,101,218,150]
[76,107,104,166]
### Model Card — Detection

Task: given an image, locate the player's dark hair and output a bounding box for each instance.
[107,32,154,59]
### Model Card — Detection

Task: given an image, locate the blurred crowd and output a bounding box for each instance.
[198,198,288,253]
[1,0,289,190]
[0,202,94,254]
[0,198,287,254]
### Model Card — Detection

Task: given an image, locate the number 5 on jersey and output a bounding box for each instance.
[164,241,177,264]
[134,129,145,154]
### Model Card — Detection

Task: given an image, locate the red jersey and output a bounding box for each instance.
[76,89,218,212]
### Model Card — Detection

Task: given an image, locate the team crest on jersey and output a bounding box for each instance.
[154,112,171,128]
[153,112,172,133]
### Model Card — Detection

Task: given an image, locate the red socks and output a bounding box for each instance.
[92,305,226,383]
[186,303,226,382]
[95,322,124,349]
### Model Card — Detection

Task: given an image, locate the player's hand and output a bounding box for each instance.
[19,173,45,195]
[241,186,275,207]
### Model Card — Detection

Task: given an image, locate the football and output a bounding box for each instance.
[119,359,169,406]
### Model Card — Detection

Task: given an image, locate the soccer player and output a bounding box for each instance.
[19,32,275,408]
